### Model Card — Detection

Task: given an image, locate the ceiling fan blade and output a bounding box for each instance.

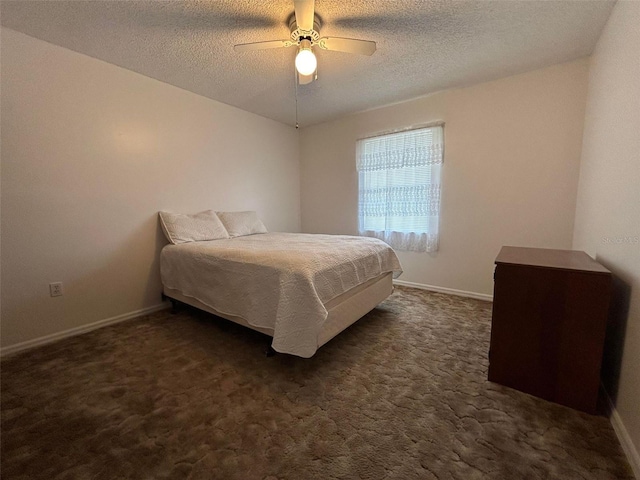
[316,37,376,56]
[298,72,314,85]
[294,0,315,31]
[234,39,295,52]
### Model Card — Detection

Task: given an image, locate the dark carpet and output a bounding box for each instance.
[1,286,634,479]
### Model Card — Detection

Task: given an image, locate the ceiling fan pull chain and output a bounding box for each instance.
[294,65,299,129]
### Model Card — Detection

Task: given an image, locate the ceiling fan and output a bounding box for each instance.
[234,0,376,85]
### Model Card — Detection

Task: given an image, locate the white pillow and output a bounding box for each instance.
[216,211,268,238]
[158,210,229,244]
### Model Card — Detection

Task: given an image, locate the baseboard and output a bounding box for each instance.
[603,389,640,478]
[0,303,170,358]
[393,279,493,302]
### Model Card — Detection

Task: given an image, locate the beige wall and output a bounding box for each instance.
[0,28,300,349]
[573,0,640,467]
[300,59,589,296]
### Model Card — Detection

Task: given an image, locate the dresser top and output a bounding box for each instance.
[495,246,610,274]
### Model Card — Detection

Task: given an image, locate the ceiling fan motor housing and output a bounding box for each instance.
[288,14,321,43]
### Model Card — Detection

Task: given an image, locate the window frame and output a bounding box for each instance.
[356,123,444,252]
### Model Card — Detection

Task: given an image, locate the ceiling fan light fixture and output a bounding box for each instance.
[295,39,317,76]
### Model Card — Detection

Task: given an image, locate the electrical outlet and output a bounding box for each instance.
[49,282,63,297]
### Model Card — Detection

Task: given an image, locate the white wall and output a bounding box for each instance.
[572,0,640,471]
[0,28,300,349]
[300,59,589,296]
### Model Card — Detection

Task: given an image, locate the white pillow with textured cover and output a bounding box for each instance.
[216,211,268,238]
[159,210,229,244]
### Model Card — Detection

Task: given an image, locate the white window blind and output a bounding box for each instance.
[356,125,443,252]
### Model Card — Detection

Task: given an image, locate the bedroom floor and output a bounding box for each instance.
[0,286,633,480]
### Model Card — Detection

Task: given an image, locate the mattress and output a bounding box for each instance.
[160,232,402,357]
[164,271,394,349]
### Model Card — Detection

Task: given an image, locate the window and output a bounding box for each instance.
[356,125,443,252]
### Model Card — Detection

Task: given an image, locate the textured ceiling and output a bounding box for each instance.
[1,0,615,127]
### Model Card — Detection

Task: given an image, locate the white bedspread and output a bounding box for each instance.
[160,232,402,357]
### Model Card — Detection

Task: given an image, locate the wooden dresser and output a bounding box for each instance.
[488,246,611,414]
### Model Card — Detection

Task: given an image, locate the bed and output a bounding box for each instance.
[160,231,402,358]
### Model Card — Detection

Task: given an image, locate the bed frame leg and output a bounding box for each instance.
[169,299,181,314]
[265,345,277,357]
[161,293,181,314]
